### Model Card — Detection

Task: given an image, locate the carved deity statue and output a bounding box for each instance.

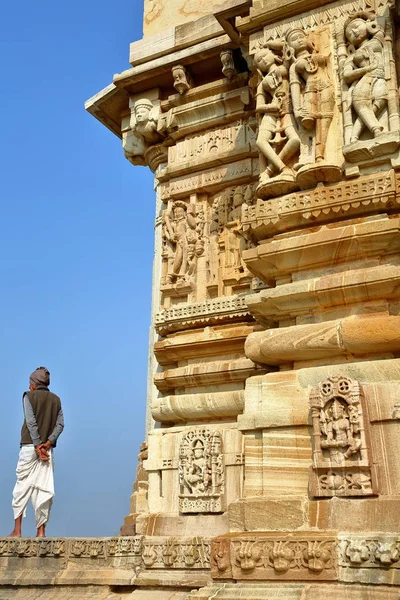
[320,398,362,461]
[285,28,334,164]
[179,429,224,513]
[343,13,388,143]
[254,44,300,198]
[309,375,376,498]
[163,201,198,286]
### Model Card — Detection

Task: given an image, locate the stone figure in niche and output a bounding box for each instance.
[254,43,300,198]
[179,429,224,513]
[207,185,254,290]
[163,201,197,286]
[285,28,341,187]
[207,198,220,286]
[172,64,193,95]
[309,375,376,497]
[225,186,247,270]
[319,398,362,461]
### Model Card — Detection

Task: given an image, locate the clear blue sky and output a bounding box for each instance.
[0,0,155,536]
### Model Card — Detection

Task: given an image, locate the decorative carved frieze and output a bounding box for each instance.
[242,169,398,240]
[179,428,225,513]
[167,119,257,175]
[155,295,252,335]
[142,536,211,569]
[211,534,338,580]
[0,537,143,559]
[339,536,400,568]
[161,158,259,198]
[309,375,377,498]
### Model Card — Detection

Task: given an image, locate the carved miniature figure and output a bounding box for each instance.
[220,50,237,80]
[163,201,197,285]
[343,13,388,144]
[254,44,300,197]
[172,65,193,95]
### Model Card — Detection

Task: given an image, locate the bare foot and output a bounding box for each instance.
[8,530,21,537]
[36,526,46,537]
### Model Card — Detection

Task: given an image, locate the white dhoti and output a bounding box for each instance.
[12,445,55,528]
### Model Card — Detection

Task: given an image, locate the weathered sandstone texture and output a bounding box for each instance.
[4,0,400,598]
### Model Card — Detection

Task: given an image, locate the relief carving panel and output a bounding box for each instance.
[309,375,378,497]
[179,428,224,514]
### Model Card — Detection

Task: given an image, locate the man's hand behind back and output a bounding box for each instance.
[35,444,50,461]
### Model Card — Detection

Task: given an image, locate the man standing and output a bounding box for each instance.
[9,366,64,538]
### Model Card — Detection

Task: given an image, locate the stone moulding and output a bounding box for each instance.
[151,390,245,422]
[242,169,399,240]
[244,315,400,366]
[243,216,400,283]
[160,158,259,199]
[155,294,252,334]
[189,582,400,599]
[244,263,400,326]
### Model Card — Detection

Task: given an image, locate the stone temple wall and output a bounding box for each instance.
[2,0,400,598]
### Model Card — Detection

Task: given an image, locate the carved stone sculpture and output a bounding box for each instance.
[337,11,400,162]
[309,375,377,497]
[123,98,166,170]
[220,50,237,80]
[179,429,224,513]
[285,28,342,187]
[206,185,254,292]
[162,200,201,289]
[254,44,300,198]
[172,64,193,95]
